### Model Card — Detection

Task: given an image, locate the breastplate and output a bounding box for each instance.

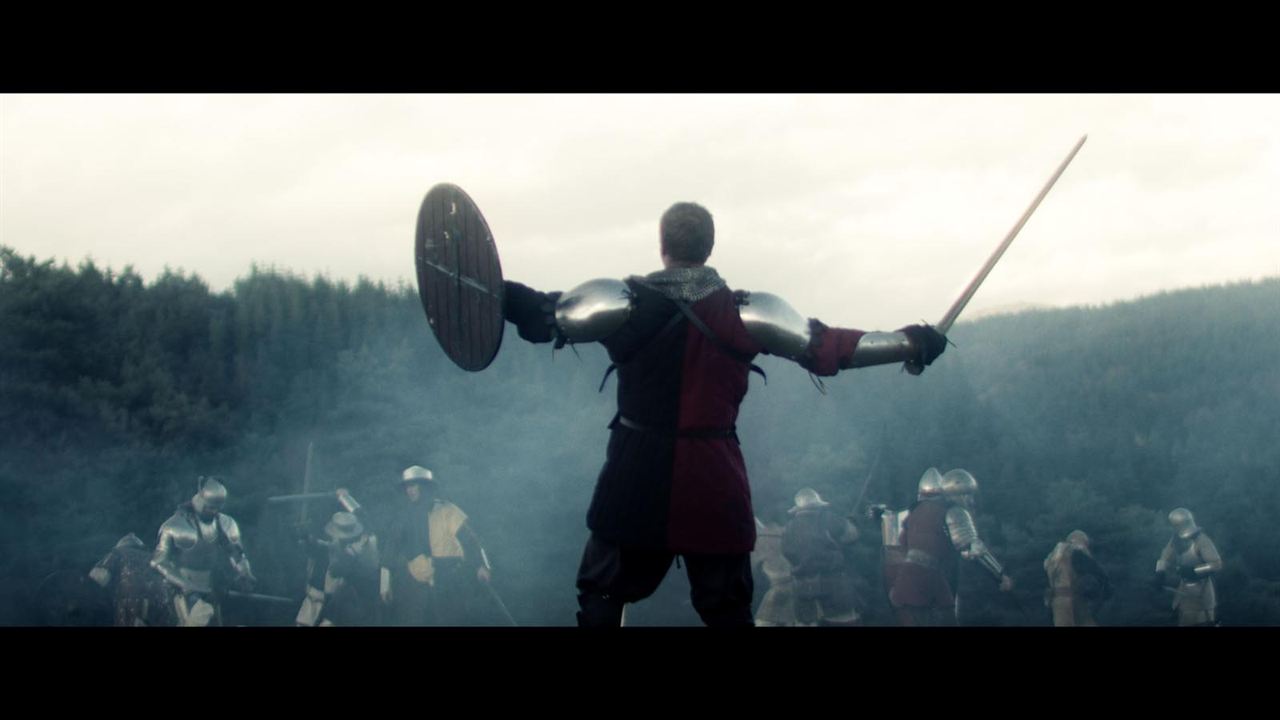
[1177,541,1201,570]
[176,518,222,572]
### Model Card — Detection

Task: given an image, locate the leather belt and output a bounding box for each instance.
[615,415,737,440]
[905,549,942,571]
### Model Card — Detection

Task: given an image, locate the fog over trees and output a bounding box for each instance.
[2,245,1277,625]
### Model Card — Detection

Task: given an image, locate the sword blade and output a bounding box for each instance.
[936,135,1088,334]
[485,583,519,627]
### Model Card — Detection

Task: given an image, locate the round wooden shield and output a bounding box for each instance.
[415,184,505,372]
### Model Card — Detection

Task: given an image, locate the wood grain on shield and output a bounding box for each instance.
[414,183,504,371]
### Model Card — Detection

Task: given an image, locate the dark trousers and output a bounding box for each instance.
[575,534,754,627]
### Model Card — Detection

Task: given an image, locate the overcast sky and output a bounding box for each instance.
[3,94,1276,329]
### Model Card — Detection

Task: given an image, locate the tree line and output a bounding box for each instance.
[2,244,1277,625]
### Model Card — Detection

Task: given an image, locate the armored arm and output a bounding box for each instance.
[151,518,193,593]
[89,548,116,587]
[295,585,326,627]
[1191,535,1223,578]
[218,514,256,585]
[945,506,1005,581]
[335,489,362,514]
[873,508,908,547]
[736,291,945,376]
[1155,541,1176,574]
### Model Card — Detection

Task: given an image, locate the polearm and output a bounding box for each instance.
[849,424,886,516]
[300,440,315,526]
[935,135,1088,335]
[266,492,344,505]
[226,590,299,605]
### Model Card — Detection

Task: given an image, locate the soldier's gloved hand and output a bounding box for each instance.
[503,281,563,344]
[89,567,111,588]
[1180,565,1201,582]
[235,573,257,593]
[999,575,1014,592]
[897,324,947,375]
[866,504,888,521]
[477,567,492,584]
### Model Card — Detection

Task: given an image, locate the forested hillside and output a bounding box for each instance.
[3,245,1277,625]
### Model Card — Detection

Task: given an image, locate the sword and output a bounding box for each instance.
[484,582,519,627]
[935,135,1088,335]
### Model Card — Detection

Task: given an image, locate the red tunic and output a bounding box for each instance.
[889,498,960,608]
[506,277,866,556]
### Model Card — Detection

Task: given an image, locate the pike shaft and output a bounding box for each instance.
[266,492,337,504]
[227,590,297,604]
[936,135,1087,334]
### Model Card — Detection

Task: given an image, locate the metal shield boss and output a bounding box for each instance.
[415,183,505,372]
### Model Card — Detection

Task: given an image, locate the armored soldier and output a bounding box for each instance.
[781,488,862,626]
[750,517,795,627]
[89,533,172,626]
[1155,508,1222,626]
[1043,530,1111,626]
[296,507,381,627]
[867,467,941,611]
[889,468,1012,626]
[503,202,947,626]
[151,477,256,626]
[380,465,493,626]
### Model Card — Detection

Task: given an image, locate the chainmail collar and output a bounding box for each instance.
[631,265,727,303]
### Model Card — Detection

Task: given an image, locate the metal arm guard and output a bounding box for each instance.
[1191,535,1224,577]
[846,331,917,368]
[945,506,1004,580]
[296,585,326,626]
[218,514,256,582]
[878,509,908,546]
[554,278,632,343]
[336,489,362,514]
[152,516,197,592]
[737,291,811,359]
[737,291,920,368]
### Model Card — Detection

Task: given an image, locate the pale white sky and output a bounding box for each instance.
[3,94,1277,329]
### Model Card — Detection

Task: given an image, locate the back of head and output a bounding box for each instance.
[326,511,365,542]
[115,533,146,551]
[917,467,944,500]
[191,477,228,516]
[789,487,829,514]
[660,202,715,264]
[940,469,979,500]
[401,465,434,484]
[1066,530,1090,548]
[1168,508,1200,539]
